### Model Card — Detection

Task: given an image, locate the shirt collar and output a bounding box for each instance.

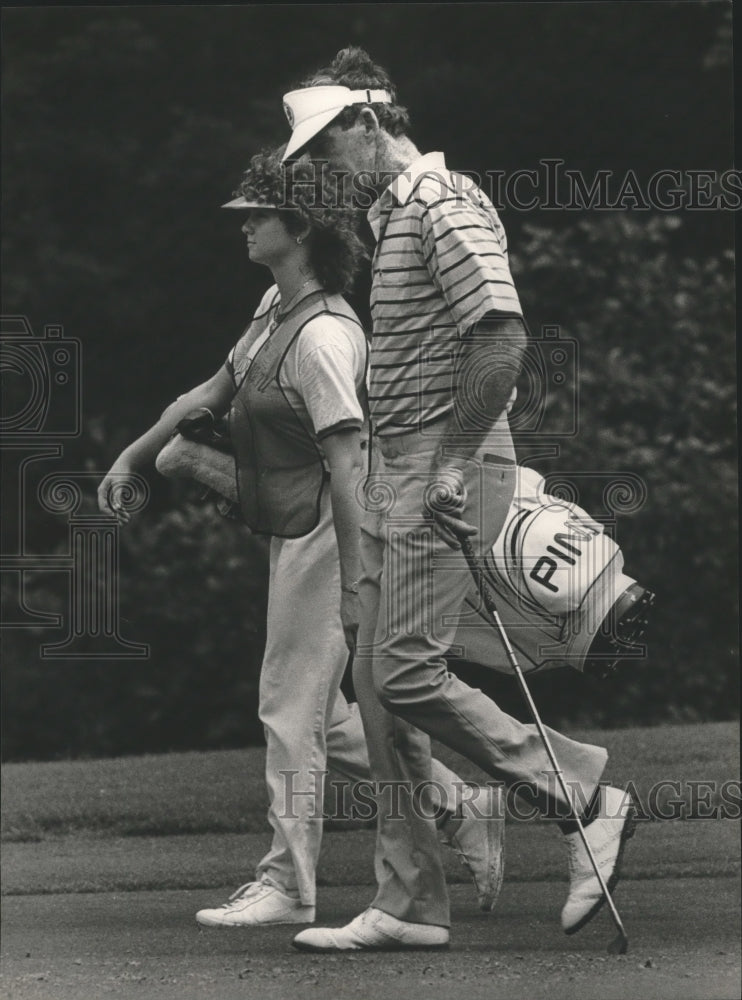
[367,151,446,239]
[388,151,446,205]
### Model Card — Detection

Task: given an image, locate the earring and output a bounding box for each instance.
[296,236,304,245]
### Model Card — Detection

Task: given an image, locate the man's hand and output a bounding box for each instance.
[424,467,478,549]
[340,590,360,651]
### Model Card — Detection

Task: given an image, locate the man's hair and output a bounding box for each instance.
[301,46,411,137]
[235,148,366,295]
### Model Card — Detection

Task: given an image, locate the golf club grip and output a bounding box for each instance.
[459,538,498,615]
[459,536,523,673]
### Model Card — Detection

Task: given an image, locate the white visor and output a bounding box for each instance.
[281,85,391,161]
[221,196,283,210]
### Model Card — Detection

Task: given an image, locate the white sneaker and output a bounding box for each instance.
[292,907,449,952]
[195,881,315,927]
[440,784,505,912]
[561,786,636,934]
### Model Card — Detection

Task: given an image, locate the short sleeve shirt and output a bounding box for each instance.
[226,285,367,442]
[367,152,522,436]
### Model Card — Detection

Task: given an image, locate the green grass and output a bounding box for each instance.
[2,722,738,843]
[4,820,741,896]
[1,723,739,897]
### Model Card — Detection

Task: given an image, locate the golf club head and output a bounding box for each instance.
[607,931,629,955]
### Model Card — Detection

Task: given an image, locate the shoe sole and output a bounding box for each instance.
[292,940,450,953]
[460,817,504,913]
[483,815,506,912]
[564,795,637,935]
[196,915,315,928]
[451,791,506,913]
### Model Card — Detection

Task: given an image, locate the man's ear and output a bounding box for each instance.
[359,107,380,138]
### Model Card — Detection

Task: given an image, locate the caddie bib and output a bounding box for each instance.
[229,283,367,538]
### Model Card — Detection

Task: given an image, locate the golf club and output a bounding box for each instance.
[459,535,630,955]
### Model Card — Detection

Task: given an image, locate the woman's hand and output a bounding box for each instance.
[97,460,136,524]
[97,368,236,523]
[340,589,360,652]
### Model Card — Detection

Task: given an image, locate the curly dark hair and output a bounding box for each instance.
[300,46,411,138]
[234,147,367,295]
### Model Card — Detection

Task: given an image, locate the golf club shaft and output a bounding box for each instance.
[459,537,628,945]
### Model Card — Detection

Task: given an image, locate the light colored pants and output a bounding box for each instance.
[255,489,465,905]
[354,420,608,926]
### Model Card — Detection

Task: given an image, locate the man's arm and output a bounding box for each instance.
[426,313,525,546]
[417,189,525,543]
[433,313,526,468]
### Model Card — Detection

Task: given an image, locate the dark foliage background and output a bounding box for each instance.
[1,3,737,760]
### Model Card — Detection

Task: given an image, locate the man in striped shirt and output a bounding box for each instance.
[283,48,635,952]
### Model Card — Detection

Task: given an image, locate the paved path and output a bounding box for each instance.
[3,819,740,999]
[2,877,740,1000]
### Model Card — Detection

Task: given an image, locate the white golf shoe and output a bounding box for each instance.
[195,881,315,927]
[440,784,505,911]
[292,907,449,952]
[561,785,637,934]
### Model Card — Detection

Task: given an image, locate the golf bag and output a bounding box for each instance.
[451,466,653,676]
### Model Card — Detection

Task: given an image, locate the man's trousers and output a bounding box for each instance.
[353,421,608,925]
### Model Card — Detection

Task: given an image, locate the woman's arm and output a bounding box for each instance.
[321,427,365,651]
[97,365,235,519]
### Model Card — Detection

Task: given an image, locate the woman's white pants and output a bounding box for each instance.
[255,489,464,904]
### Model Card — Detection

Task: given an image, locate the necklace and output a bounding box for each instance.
[269,277,317,333]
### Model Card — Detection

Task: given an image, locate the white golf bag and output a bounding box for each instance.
[451,466,651,675]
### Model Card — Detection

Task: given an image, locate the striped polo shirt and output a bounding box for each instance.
[367,151,522,436]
